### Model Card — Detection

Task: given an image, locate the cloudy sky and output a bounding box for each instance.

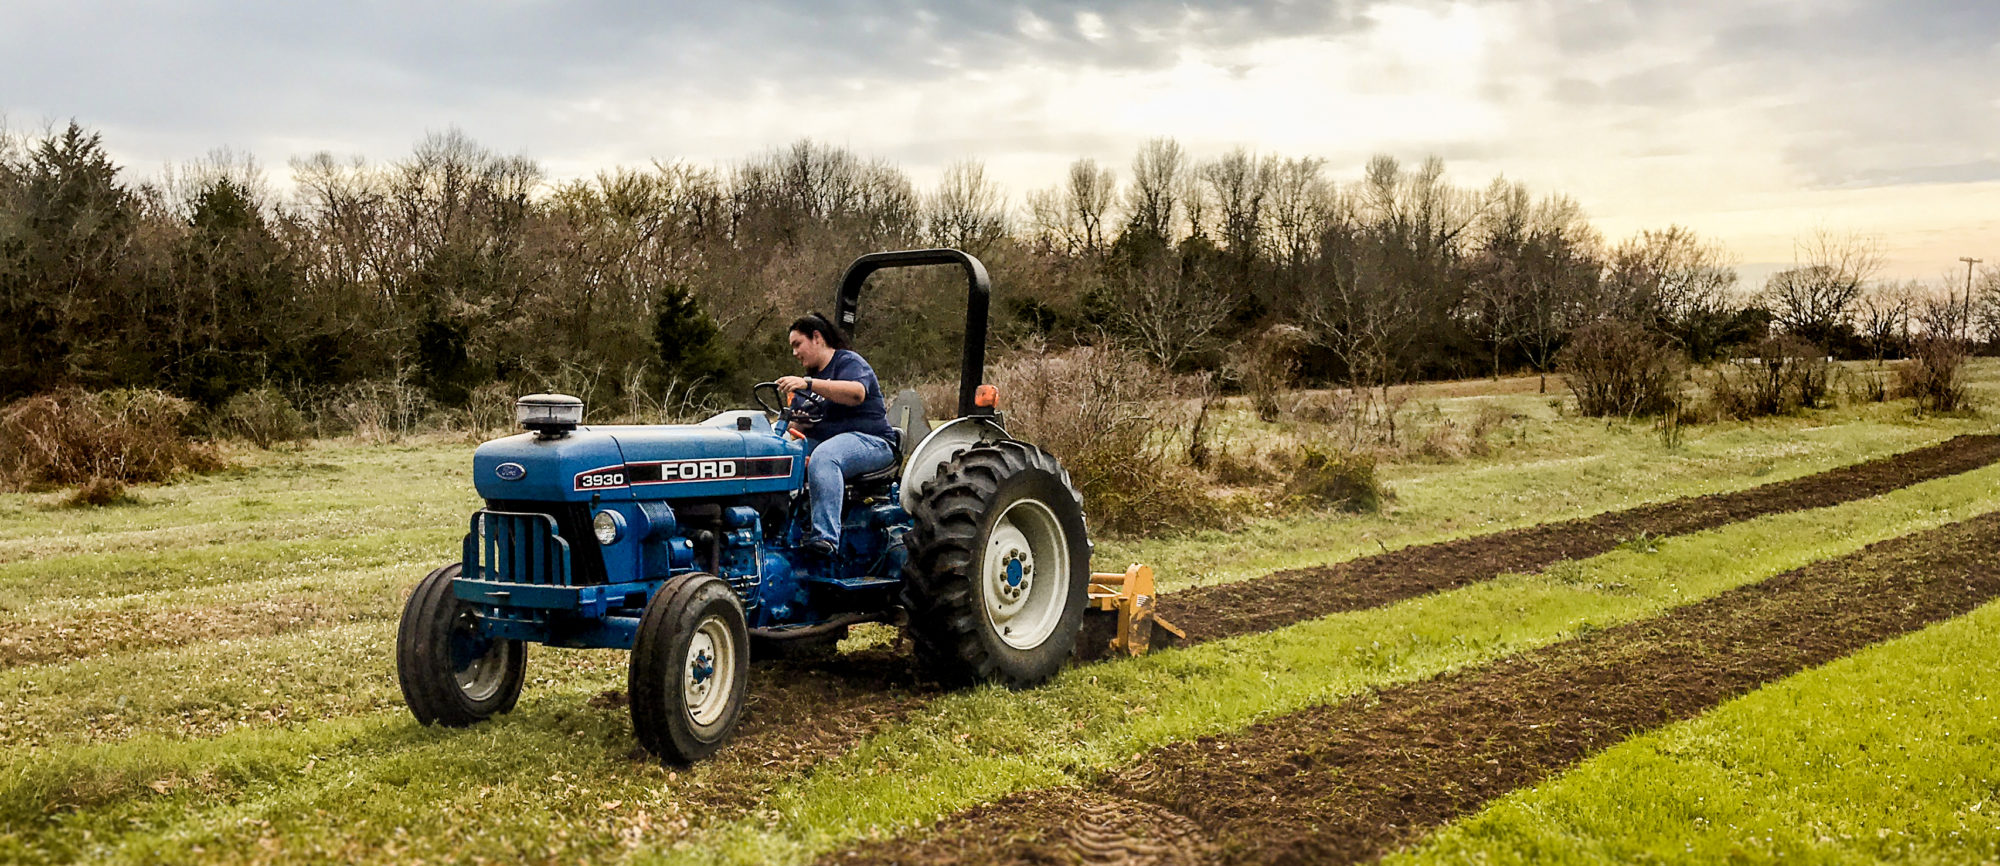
[5,0,1995,281]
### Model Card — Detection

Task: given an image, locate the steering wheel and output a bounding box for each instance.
[752,382,827,424]
[752,382,786,416]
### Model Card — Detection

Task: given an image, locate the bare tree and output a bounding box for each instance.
[1760,230,1882,348]
[1603,225,1739,357]
[923,159,1007,253]
[1466,182,1600,388]
[1122,137,1185,242]
[1298,222,1418,394]
[1177,167,1210,241]
[1026,157,1115,257]
[1200,147,1267,263]
[1262,155,1334,276]
[1973,264,2000,347]
[1108,255,1234,371]
[1855,280,1917,364]
[1914,276,1974,343]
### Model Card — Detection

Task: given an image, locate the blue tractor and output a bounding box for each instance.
[396,249,1100,762]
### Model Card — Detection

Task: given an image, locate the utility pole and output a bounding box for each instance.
[1964,257,1984,343]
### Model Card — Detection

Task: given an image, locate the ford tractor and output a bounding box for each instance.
[396,249,1176,763]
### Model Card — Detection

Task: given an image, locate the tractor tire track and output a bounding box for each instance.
[1148,433,2000,649]
[828,508,2000,865]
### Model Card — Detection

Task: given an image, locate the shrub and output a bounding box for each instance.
[1896,336,1970,414]
[1281,443,1386,513]
[0,389,221,490]
[312,376,434,441]
[1708,336,1831,419]
[464,381,521,435]
[1228,325,1304,423]
[1557,321,1685,417]
[1418,419,1475,461]
[65,475,133,507]
[214,387,308,448]
[1206,444,1280,487]
[1843,367,1891,404]
[988,343,1221,537]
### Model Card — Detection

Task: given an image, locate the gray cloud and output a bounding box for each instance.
[4,0,1996,204]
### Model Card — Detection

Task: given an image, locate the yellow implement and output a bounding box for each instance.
[1087,564,1185,656]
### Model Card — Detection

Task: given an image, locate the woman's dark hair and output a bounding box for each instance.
[789,312,851,350]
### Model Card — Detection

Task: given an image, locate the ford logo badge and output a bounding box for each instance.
[495,462,527,481]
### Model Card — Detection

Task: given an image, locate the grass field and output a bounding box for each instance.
[1389,599,2000,865]
[2,362,1997,864]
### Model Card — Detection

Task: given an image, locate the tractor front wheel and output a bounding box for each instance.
[629,573,751,763]
[396,563,527,727]
[902,440,1091,688]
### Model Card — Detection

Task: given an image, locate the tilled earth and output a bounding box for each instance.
[829,508,2000,865]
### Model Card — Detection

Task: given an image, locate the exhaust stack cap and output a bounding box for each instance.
[517,393,584,438]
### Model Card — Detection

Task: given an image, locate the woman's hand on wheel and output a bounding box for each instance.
[775,375,808,400]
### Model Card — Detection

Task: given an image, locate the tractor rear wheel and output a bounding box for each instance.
[629,573,750,763]
[902,440,1091,688]
[396,563,527,726]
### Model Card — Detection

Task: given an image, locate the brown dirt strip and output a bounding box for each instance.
[1150,432,2000,648]
[828,509,2000,866]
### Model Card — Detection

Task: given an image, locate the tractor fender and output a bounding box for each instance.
[898,415,1010,513]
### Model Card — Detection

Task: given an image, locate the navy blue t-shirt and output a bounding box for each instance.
[794,349,895,442]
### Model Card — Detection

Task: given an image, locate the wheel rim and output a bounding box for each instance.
[981,498,1070,651]
[683,614,738,732]
[448,609,513,703]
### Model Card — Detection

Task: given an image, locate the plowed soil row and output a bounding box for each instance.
[1153,433,2000,647]
[831,509,2000,866]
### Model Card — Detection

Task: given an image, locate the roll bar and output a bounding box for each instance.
[833,248,991,418]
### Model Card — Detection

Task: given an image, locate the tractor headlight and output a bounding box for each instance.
[592,510,625,545]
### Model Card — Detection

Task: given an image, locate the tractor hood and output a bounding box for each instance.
[472,411,805,503]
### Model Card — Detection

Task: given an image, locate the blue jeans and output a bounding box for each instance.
[805,432,895,547]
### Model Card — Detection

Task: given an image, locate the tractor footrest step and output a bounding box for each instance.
[801,574,900,591]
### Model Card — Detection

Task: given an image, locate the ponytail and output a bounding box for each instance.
[789,312,850,350]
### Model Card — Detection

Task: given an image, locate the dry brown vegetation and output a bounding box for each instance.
[1557,321,1684,418]
[1707,335,1833,419]
[986,344,1221,537]
[0,388,221,494]
[1898,336,1972,414]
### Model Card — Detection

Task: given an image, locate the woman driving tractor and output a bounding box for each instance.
[773,312,896,557]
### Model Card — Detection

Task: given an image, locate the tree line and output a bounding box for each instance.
[2,121,1994,417]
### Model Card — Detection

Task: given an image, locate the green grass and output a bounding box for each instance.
[0,371,1995,863]
[1386,599,2000,865]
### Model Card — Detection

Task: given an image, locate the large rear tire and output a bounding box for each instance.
[629,573,751,763]
[397,563,527,726]
[902,440,1091,688]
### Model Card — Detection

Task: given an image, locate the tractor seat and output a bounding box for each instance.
[846,389,929,496]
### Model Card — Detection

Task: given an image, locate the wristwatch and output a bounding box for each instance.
[803,377,813,394]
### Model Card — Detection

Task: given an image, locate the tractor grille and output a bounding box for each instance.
[465,510,573,585]
[482,500,609,585]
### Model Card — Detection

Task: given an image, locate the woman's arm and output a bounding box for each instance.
[776,375,867,406]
